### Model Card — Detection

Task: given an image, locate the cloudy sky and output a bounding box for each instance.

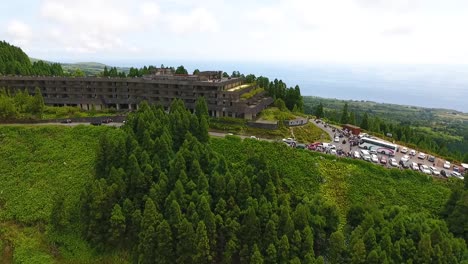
[3,0,468,65]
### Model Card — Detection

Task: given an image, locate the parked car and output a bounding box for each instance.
[440,170,447,177]
[450,171,462,179]
[419,164,431,174]
[380,156,387,165]
[282,138,296,145]
[334,136,340,142]
[400,147,408,154]
[429,166,440,176]
[353,151,361,159]
[411,162,419,171]
[399,160,411,169]
[360,150,371,162]
[101,118,113,124]
[453,166,459,172]
[443,161,451,169]
[296,143,306,149]
[371,154,379,163]
[409,149,416,156]
[250,136,259,140]
[428,155,435,162]
[389,158,398,167]
[418,152,426,160]
[60,119,72,124]
[307,142,321,150]
[330,149,337,155]
[91,121,102,126]
[400,155,410,163]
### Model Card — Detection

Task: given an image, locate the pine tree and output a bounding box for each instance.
[109,204,126,247]
[351,239,367,264]
[340,103,349,124]
[328,230,345,263]
[251,244,264,264]
[361,113,369,130]
[278,235,290,263]
[265,243,277,264]
[176,218,195,263]
[194,221,212,263]
[417,233,433,263]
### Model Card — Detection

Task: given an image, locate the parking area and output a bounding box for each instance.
[285,119,466,180]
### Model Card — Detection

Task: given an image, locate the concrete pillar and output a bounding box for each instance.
[116,104,120,110]
[129,104,132,110]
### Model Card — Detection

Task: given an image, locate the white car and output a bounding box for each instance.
[443,161,451,169]
[250,136,259,140]
[418,152,426,159]
[429,166,440,176]
[330,149,337,155]
[411,162,419,171]
[334,136,340,142]
[400,147,408,154]
[371,154,379,163]
[389,158,398,167]
[450,171,463,179]
[353,151,361,159]
[419,164,431,174]
[400,155,410,163]
[409,149,416,156]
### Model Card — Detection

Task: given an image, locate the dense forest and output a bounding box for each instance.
[0,41,65,76]
[304,97,468,162]
[73,98,467,263]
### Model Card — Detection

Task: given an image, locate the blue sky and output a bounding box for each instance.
[2,0,468,65]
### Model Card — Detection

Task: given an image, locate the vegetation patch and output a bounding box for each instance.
[240,87,264,99]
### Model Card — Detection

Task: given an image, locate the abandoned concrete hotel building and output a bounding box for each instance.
[0,69,274,119]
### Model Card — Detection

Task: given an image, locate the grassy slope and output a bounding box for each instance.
[0,125,124,263]
[211,137,461,223]
[0,126,462,262]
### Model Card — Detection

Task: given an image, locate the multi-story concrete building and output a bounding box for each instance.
[0,69,273,119]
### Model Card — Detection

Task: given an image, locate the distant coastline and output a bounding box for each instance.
[114,61,468,113]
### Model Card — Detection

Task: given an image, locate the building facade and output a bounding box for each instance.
[0,70,274,119]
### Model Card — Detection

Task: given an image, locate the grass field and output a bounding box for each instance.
[0,125,123,263]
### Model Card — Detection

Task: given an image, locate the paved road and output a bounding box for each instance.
[309,120,456,178]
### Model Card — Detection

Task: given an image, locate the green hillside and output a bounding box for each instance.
[30,58,130,76]
[0,101,466,262]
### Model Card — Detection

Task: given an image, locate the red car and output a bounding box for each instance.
[307,142,321,150]
[380,156,387,165]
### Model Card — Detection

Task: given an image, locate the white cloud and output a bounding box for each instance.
[167,8,219,34]
[6,20,33,47]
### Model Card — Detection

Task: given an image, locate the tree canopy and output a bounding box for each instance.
[77,97,467,263]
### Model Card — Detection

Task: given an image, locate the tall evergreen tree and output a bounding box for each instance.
[155,220,174,264]
[194,221,212,263]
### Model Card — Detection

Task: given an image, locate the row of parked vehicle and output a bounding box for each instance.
[282,138,464,179]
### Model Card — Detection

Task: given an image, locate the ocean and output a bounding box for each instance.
[109,60,468,113]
